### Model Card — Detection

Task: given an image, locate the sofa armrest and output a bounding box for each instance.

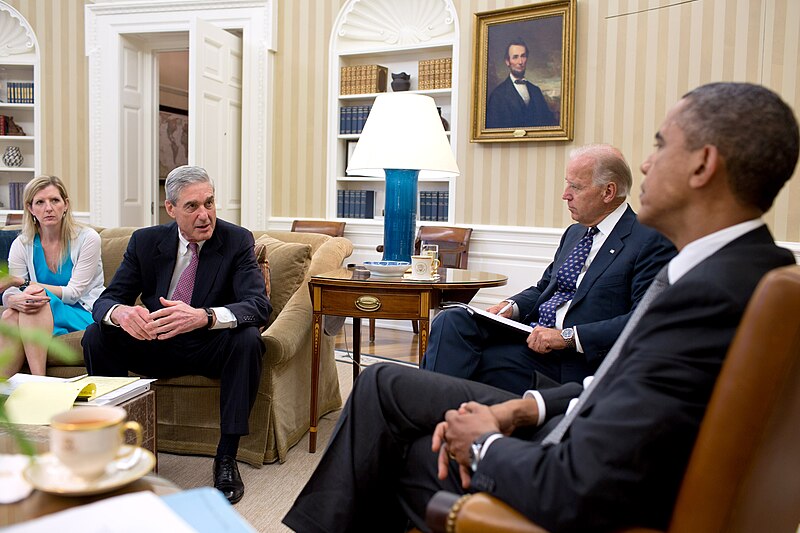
[261,236,353,367]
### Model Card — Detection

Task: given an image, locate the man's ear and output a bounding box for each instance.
[165,200,176,219]
[602,180,618,202]
[688,145,720,189]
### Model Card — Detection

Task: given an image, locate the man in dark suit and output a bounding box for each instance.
[423,144,675,392]
[485,38,558,129]
[82,165,270,504]
[283,83,799,532]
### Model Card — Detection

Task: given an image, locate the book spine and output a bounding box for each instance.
[364,190,375,219]
[337,189,344,218]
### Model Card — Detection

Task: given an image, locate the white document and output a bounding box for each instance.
[85,379,156,406]
[3,491,197,533]
[441,301,533,335]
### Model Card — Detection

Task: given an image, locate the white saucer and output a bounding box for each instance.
[23,445,155,496]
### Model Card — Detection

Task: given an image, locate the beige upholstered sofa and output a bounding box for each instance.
[38,227,352,466]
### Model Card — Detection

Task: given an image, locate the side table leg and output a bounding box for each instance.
[418,318,429,367]
[353,317,361,380]
[309,311,323,453]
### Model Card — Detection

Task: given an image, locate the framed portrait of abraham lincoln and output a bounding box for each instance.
[471,0,576,142]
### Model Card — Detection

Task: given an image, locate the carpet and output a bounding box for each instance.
[157,361,354,532]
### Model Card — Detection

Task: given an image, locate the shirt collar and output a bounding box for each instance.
[667,218,764,284]
[594,202,629,237]
[176,228,206,255]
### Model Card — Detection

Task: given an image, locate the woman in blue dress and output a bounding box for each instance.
[1,175,104,375]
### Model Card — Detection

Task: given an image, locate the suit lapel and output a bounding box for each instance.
[570,207,635,307]
[192,228,224,306]
[539,225,586,300]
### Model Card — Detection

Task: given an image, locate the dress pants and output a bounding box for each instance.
[423,307,569,394]
[82,323,264,436]
[283,364,532,533]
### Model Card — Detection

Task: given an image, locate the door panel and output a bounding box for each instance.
[189,19,243,224]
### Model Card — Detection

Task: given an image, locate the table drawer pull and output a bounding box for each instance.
[355,295,382,312]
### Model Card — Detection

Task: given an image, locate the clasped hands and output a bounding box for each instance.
[431,398,538,489]
[7,283,50,314]
[486,300,566,354]
[111,297,206,340]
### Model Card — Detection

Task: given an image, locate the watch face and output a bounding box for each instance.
[562,328,574,340]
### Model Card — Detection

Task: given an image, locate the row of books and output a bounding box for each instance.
[339,105,372,135]
[7,182,26,209]
[418,58,452,90]
[340,64,388,95]
[337,189,375,219]
[420,190,449,221]
[2,81,34,103]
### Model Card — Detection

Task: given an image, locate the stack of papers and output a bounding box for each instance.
[1,374,156,425]
[3,488,257,532]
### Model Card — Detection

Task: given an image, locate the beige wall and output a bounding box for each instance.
[271,0,800,242]
[8,0,800,241]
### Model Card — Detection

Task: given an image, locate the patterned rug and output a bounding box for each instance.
[334,350,416,369]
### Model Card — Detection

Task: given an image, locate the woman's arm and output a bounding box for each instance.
[59,228,102,305]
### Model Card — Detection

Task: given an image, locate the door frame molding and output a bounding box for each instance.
[85,0,276,229]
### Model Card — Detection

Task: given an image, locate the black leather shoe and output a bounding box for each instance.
[213,455,244,504]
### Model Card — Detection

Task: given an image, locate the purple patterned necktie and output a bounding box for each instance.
[172,242,198,304]
[537,226,598,327]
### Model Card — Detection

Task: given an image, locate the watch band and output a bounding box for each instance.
[204,307,214,329]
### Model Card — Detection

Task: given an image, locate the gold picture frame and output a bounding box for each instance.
[470,0,576,142]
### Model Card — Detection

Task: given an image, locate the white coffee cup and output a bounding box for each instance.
[50,406,142,480]
[411,254,439,280]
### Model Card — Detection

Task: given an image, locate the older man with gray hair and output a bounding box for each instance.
[83,165,270,504]
[422,144,676,393]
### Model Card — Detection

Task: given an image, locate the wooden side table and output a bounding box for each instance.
[307,267,507,452]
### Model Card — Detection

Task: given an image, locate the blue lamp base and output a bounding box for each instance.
[382,168,419,262]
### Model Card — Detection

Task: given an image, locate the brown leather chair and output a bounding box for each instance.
[370,226,473,342]
[291,219,346,237]
[426,265,800,533]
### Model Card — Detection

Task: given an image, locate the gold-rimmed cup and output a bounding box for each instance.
[50,406,142,480]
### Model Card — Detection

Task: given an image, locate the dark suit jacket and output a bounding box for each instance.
[486,77,557,128]
[92,219,270,329]
[511,206,676,376]
[474,225,795,531]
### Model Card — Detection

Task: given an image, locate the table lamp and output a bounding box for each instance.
[346,93,459,262]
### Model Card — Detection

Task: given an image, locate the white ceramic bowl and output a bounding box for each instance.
[362,261,411,277]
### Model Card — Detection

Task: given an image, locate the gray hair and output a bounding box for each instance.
[569,144,632,197]
[164,165,215,205]
[678,82,799,212]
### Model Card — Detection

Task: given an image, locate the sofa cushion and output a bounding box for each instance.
[254,235,311,320]
[100,235,130,283]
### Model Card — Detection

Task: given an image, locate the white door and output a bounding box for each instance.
[189,19,243,224]
[119,35,154,227]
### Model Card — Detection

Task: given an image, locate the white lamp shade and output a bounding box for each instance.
[346,93,459,179]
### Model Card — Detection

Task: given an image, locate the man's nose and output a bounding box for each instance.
[640,159,651,174]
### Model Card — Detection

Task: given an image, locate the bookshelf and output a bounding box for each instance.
[328,0,459,224]
[0,4,40,218]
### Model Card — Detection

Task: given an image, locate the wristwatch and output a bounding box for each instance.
[203,307,214,329]
[561,327,576,349]
[470,431,500,473]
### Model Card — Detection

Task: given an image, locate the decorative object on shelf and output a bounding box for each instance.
[437,107,449,131]
[3,145,23,167]
[0,115,26,136]
[347,93,459,262]
[471,0,576,142]
[391,72,411,92]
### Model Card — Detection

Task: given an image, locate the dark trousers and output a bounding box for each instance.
[82,323,264,435]
[422,307,572,394]
[283,363,528,533]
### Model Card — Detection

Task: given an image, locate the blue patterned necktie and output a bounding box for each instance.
[537,226,598,327]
